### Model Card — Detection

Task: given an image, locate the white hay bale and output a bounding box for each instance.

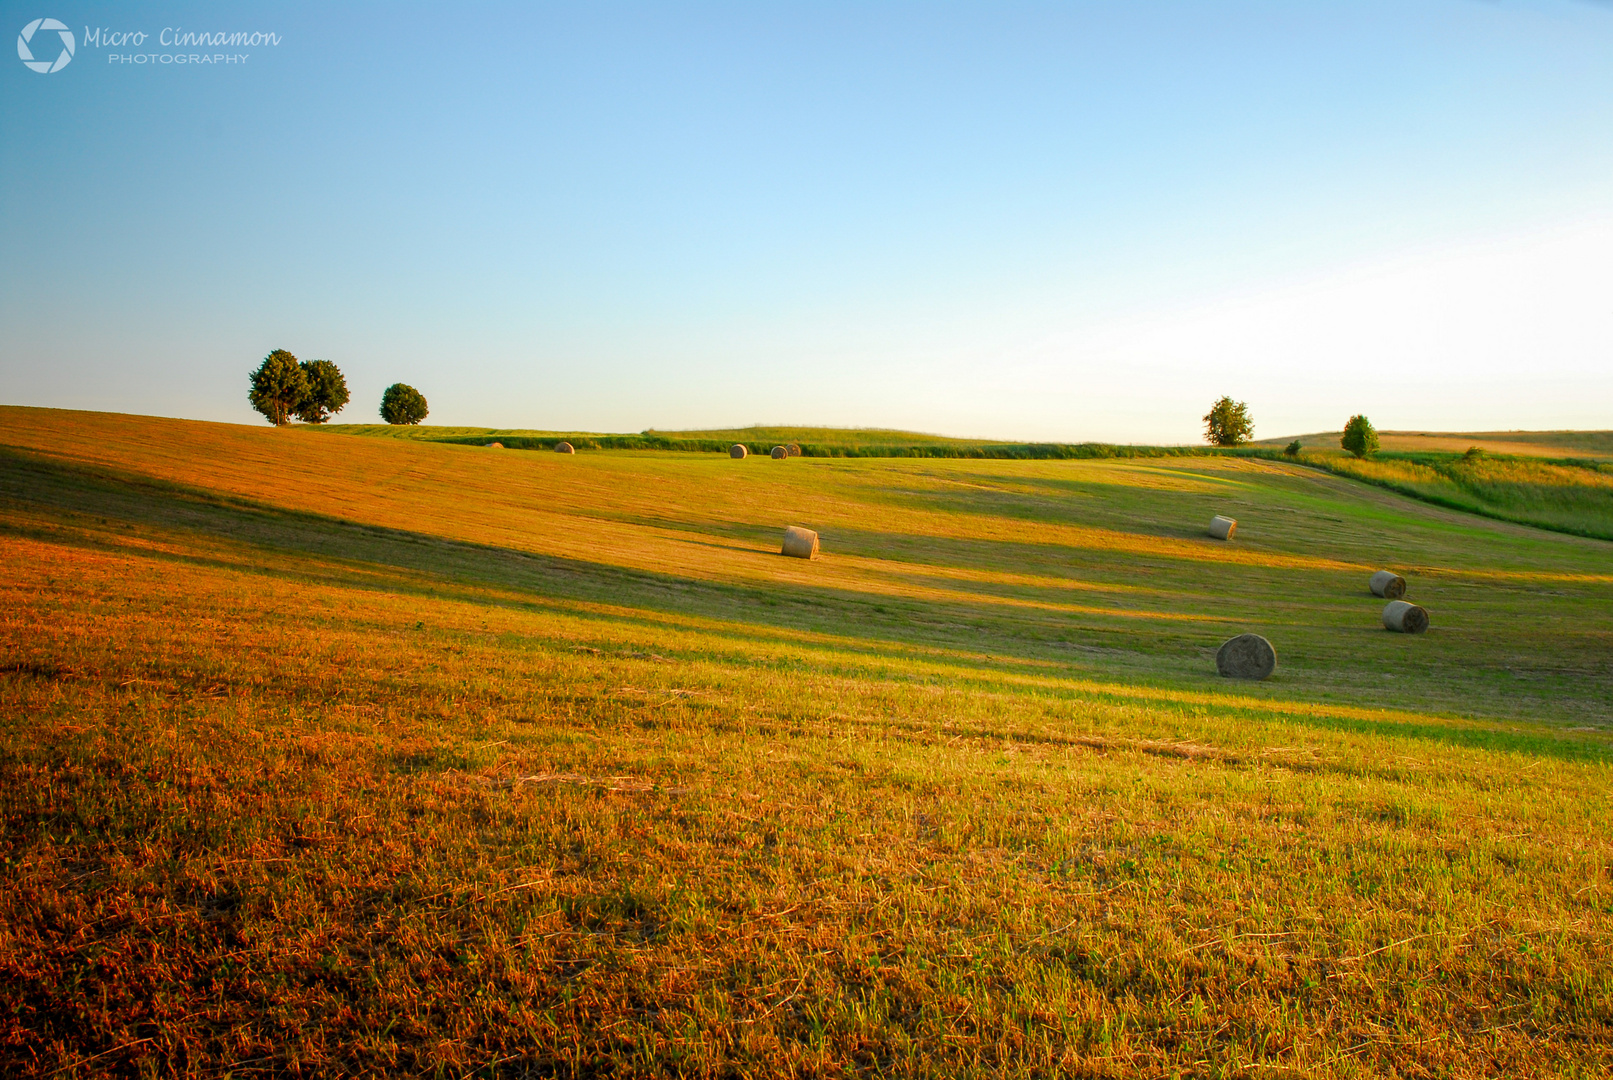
[485,442,504,449]
[1369,570,1407,599]
[781,526,819,560]
[771,445,788,459]
[555,441,575,454]
[729,444,748,459]
[1216,633,1276,680]
[1382,600,1429,634]
[1209,515,1237,541]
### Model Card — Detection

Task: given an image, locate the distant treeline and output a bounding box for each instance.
[432,434,1252,460]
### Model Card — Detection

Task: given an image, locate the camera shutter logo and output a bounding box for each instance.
[17,17,74,73]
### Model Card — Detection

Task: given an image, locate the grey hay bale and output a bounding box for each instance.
[554,441,575,454]
[781,526,820,560]
[1369,570,1407,599]
[1216,633,1276,680]
[1382,600,1429,634]
[771,445,788,459]
[1209,515,1237,541]
[787,443,801,457]
[485,442,504,449]
[729,444,748,459]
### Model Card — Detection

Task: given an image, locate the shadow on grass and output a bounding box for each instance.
[3,446,1608,764]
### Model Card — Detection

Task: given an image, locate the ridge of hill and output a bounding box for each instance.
[318,421,1205,460]
[1254,428,1613,460]
[317,417,1613,541]
[327,421,1613,461]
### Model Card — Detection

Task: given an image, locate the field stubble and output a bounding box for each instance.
[1,406,1610,1078]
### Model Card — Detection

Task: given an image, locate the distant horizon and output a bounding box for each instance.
[5,402,1607,452]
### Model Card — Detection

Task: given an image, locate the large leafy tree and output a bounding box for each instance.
[248,350,310,427]
[1203,396,1254,447]
[1341,414,1379,458]
[380,383,428,425]
[295,359,350,424]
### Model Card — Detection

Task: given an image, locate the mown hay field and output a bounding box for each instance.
[1260,430,1613,461]
[2,405,1611,1078]
[1298,451,1613,543]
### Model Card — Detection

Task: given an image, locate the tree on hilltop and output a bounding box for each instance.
[1203,396,1254,447]
[248,350,310,426]
[1341,415,1379,458]
[380,383,428,425]
[295,359,350,424]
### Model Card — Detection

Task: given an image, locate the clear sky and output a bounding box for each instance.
[3,1,1611,442]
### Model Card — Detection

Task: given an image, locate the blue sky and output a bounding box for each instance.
[3,1,1611,441]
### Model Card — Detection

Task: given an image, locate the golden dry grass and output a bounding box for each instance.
[2,406,1611,1078]
[1262,430,1613,461]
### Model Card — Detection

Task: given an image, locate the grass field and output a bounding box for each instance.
[3,405,1611,1077]
[318,422,1206,460]
[1288,450,1613,543]
[326,424,1613,541]
[1257,430,1613,461]
[321,424,988,451]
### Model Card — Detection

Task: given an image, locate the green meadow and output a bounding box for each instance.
[327,422,1613,541]
[2,405,1611,1077]
[320,423,1207,460]
[1293,450,1613,543]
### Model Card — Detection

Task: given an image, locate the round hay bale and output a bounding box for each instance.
[1369,570,1407,599]
[729,444,748,459]
[770,445,787,459]
[787,443,801,457]
[485,442,504,449]
[554,441,575,454]
[1216,633,1276,680]
[1208,515,1237,541]
[1382,600,1429,634]
[781,525,820,560]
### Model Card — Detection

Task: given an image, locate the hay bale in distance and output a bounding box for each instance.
[1216,633,1276,680]
[729,444,748,459]
[787,443,801,457]
[781,526,819,560]
[1209,515,1237,541]
[485,442,504,449]
[1369,570,1407,599]
[771,445,788,459]
[554,441,575,454]
[1382,600,1429,634]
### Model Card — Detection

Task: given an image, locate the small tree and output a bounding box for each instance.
[1341,415,1379,458]
[1203,396,1254,447]
[1284,439,1302,457]
[380,383,428,425]
[295,359,350,424]
[249,349,310,427]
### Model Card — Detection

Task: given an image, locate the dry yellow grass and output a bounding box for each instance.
[1263,429,1613,460]
[2,406,1611,1077]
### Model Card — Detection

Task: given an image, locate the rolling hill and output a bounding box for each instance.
[2,405,1609,1077]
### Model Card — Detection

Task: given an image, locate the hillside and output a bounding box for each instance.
[318,421,1203,459]
[333,421,1613,462]
[1255,428,1613,460]
[2,405,1610,1076]
[324,422,989,450]
[323,420,1613,541]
